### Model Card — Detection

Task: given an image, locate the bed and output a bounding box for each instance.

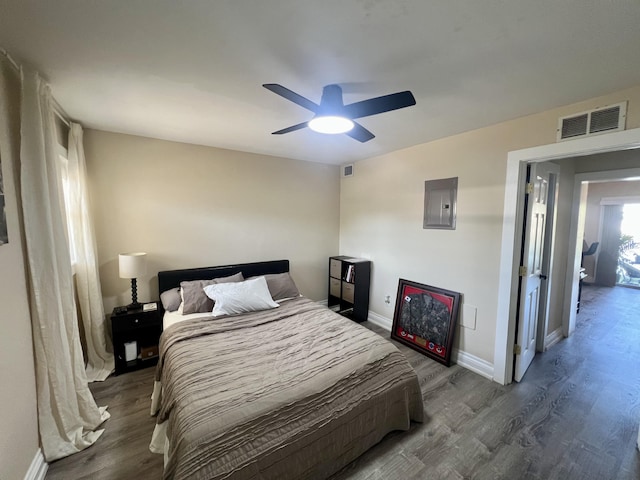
[149,260,424,480]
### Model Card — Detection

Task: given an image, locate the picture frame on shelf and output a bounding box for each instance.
[390,278,461,367]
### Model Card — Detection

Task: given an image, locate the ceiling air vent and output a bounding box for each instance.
[590,106,623,133]
[557,101,627,141]
[342,164,354,177]
[561,114,588,139]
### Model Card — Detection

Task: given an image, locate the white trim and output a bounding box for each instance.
[576,168,640,183]
[543,328,564,351]
[508,127,640,164]
[495,127,640,385]
[366,310,494,380]
[366,310,392,330]
[535,163,561,354]
[24,449,48,480]
[451,349,494,380]
[600,195,640,205]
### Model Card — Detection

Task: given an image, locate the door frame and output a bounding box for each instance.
[536,163,560,352]
[493,127,640,385]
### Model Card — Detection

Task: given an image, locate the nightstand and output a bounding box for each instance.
[111,302,162,375]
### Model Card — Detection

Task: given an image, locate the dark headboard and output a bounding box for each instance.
[158,259,290,296]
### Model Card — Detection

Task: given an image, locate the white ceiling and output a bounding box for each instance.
[1,1,640,165]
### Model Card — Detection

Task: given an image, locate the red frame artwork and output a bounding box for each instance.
[390,279,461,367]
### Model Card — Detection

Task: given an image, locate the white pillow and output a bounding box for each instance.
[203,276,279,317]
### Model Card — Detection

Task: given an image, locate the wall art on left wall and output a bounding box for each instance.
[0,158,8,245]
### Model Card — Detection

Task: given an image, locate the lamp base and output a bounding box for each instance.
[127,278,141,311]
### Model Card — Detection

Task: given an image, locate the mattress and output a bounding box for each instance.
[163,304,207,329]
[150,297,423,480]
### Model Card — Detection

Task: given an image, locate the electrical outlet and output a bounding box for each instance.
[384,295,391,305]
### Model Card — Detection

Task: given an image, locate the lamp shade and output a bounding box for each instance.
[118,252,147,279]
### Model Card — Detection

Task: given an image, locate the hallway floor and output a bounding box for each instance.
[518,284,640,478]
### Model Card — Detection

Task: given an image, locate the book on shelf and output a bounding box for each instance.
[345,264,355,283]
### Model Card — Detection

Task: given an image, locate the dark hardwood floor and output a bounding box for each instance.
[46,285,640,479]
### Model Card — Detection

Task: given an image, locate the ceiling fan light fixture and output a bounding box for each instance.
[308,115,354,134]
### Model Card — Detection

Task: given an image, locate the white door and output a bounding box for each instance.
[514,163,550,382]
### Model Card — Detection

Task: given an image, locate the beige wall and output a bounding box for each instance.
[0,62,39,480]
[84,130,341,311]
[340,84,640,365]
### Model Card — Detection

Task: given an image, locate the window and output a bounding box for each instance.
[54,114,78,266]
[58,147,78,266]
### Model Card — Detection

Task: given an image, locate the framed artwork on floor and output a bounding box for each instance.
[391,279,461,366]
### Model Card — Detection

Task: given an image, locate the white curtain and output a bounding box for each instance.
[67,123,114,381]
[19,67,109,461]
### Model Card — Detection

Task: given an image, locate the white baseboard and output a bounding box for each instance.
[24,449,47,480]
[366,310,392,331]
[544,328,564,351]
[451,348,494,380]
[366,310,495,381]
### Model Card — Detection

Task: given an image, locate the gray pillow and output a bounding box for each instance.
[253,272,300,301]
[160,287,181,312]
[180,272,244,314]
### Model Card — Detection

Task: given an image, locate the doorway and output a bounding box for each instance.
[582,183,640,287]
[494,127,640,385]
[617,203,640,287]
[513,162,559,381]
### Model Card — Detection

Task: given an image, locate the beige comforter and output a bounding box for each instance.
[150,297,423,480]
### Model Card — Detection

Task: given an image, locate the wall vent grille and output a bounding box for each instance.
[557,101,627,141]
[343,164,354,177]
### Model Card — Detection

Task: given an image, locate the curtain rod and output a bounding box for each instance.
[1,47,71,128]
[52,99,71,128]
[0,47,20,72]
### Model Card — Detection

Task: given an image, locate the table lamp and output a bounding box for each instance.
[119,252,147,310]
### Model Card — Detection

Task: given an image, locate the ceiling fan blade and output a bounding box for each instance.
[272,121,308,135]
[343,91,416,119]
[263,84,319,113]
[345,122,375,143]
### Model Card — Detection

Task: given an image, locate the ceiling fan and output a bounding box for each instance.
[263,83,416,143]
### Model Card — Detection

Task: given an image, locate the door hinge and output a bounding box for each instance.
[525,182,534,195]
[514,345,522,355]
[519,265,527,276]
